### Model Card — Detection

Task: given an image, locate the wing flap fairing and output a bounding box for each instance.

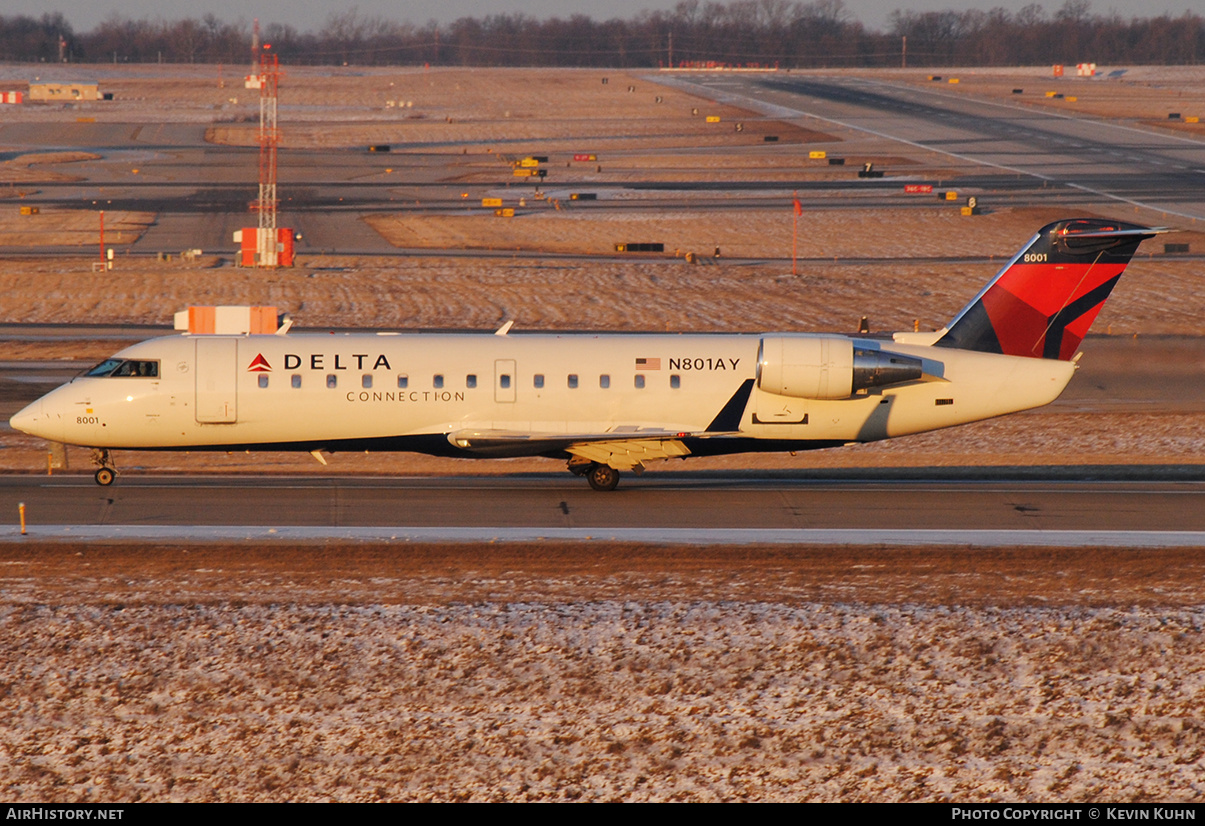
[447,428,708,467]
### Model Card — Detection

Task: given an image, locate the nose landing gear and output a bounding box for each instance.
[91,449,117,486]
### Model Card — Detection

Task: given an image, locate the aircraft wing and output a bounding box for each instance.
[446,427,740,469]
[445,378,756,469]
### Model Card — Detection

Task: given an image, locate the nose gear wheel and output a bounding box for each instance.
[90,449,117,486]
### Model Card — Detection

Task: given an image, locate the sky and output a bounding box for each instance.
[10,0,1202,35]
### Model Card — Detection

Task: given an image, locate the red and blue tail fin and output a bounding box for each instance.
[936,219,1164,360]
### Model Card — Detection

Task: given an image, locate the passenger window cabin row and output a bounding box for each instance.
[83,360,681,391]
[258,373,685,390]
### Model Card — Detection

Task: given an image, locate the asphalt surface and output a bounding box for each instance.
[2,473,1203,535]
[660,73,1205,222]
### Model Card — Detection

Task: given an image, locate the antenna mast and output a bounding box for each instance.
[255,47,280,267]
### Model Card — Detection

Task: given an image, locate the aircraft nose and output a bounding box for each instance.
[9,399,39,433]
[9,398,58,441]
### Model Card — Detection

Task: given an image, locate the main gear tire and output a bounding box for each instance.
[586,464,620,492]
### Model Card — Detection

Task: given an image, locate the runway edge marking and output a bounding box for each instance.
[2,526,1204,548]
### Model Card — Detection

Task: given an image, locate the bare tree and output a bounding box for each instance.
[0,2,1199,69]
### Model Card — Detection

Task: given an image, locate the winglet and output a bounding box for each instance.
[495,320,514,336]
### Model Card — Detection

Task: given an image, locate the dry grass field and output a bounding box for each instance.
[0,206,1201,333]
[205,68,832,152]
[0,208,152,247]
[0,151,99,185]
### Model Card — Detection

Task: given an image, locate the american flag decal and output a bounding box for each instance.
[635,357,661,370]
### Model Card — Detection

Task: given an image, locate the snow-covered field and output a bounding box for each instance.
[2,542,1204,802]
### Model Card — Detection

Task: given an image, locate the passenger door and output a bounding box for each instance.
[195,338,238,423]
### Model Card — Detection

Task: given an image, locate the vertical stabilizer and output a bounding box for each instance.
[936,219,1162,360]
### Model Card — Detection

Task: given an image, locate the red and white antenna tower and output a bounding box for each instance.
[255,47,280,267]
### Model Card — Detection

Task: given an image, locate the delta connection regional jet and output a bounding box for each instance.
[11,219,1164,491]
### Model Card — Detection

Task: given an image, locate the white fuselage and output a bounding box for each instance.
[12,330,1076,459]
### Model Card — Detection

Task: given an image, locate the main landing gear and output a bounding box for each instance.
[568,458,621,491]
[91,449,117,486]
[586,464,620,492]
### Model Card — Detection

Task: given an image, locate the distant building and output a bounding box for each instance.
[28,81,100,102]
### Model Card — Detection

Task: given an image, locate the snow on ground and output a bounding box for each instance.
[2,543,1204,802]
[3,595,1204,802]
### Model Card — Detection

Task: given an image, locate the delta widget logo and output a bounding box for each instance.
[247,354,271,372]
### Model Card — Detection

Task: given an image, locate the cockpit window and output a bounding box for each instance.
[84,359,122,377]
[84,359,159,378]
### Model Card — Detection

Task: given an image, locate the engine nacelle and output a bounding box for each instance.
[756,336,923,400]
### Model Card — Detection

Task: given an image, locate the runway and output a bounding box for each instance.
[660,73,1205,221]
[4,525,1204,547]
[2,473,1202,546]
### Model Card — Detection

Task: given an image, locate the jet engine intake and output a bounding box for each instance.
[757,336,923,400]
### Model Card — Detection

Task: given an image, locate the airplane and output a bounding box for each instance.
[9,218,1164,491]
